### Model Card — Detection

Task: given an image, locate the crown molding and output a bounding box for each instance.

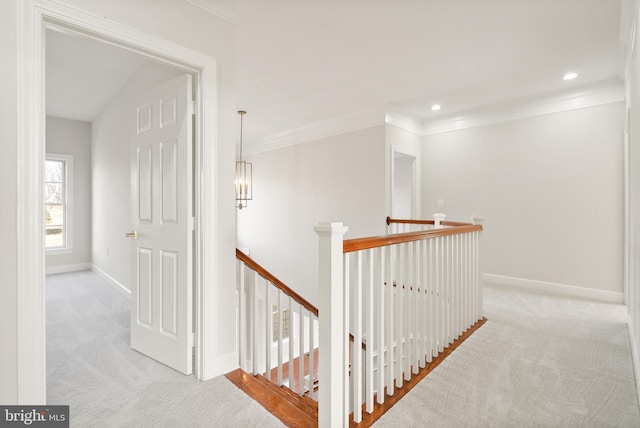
[248,79,624,155]
[384,104,423,135]
[421,79,624,136]
[247,105,386,155]
[185,0,237,25]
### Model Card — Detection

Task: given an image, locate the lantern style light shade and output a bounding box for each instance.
[235,110,252,209]
[235,159,252,209]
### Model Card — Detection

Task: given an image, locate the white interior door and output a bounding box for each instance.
[129,74,193,375]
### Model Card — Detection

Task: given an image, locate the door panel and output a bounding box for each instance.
[161,140,178,223]
[161,250,179,337]
[130,74,193,375]
[137,247,154,327]
[137,145,153,223]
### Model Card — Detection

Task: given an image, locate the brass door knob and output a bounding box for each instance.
[125,230,138,240]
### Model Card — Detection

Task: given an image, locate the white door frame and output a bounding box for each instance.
[389,145,419,219]
[17,0,219,402]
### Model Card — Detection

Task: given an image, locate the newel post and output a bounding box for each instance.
[433,212,447,228]
[471,216,485,320]
[315,222,349,428]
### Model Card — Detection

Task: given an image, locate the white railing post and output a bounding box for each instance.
[315,222,349,428]
[433,212,447,228]
[471,216,485,321]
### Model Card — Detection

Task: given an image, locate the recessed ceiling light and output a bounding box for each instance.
[563,72,578,81]
[431,104,441,111]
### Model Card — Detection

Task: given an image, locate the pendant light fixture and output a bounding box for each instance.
[235,110,252,209]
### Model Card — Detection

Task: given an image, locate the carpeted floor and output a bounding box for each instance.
[374,285,640,427]
[47,271,640,427]
[46,270,282,428]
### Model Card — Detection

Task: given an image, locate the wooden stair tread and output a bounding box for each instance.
[226,369,318,428]
[252,373,319,417]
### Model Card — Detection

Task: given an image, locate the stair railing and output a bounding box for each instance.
[316,215,484,426]
[236,249,319,399]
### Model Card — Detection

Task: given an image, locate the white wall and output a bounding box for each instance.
[46,116,92,271]
[237,126,387,304]
[92,60,183,291]
[626,0,640,403]
[421,102,624,297]
[0,0,17,405]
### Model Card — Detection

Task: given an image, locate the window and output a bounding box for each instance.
[272,305,291,342]
[45,153,73,251]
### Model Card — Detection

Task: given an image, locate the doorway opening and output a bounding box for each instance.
[391,149,417,219]
[45,23,198,388]
[16,1,221,402]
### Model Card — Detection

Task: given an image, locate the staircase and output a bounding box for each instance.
[230,216,485,427]
[226,368,318,428]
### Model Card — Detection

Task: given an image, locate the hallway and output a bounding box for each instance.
[46,270,640,427]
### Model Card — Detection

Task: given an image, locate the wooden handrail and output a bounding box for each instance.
[236,248,319,317]
[344,224,482,253]
[386,216,434,225]
[386,216,472,227]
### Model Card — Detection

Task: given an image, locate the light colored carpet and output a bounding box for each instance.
[374,285,640,427]
[46,270,283,428]
[47,271,640,427]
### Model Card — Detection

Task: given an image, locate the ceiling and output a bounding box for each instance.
[46,29,146,121]
[236,0,623,145]
[47,0,625,150]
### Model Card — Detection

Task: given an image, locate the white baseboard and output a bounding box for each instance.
[91,264,131,301]
[46,262,91,275]
[483,273,624,304]
[628,321,640,408]
[201,351,239,381]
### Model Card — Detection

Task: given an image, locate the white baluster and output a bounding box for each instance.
[411,241,419,376]
[298,305,305,395]
[418,240,424,370]
[365,249,374,414]
[437,236,444,354]
[446,235,453,346]
[396,243,405,388]
[474,232,483,320]
[386,245,395,396]
[426,238,433,362]
[252,271,260,375]
[376,246,386,405]
[464,233,468,331]
[469,233,472,328]
[288,296,294,389]
[277,290,283,386]
[309,315,315,400]
[455,234,461,338]
[265,281,271,380]
[239,262,247,371]
[352,252,362,422]
[404,242,411,382]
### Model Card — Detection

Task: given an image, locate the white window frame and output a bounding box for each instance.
[45,152,73,254]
